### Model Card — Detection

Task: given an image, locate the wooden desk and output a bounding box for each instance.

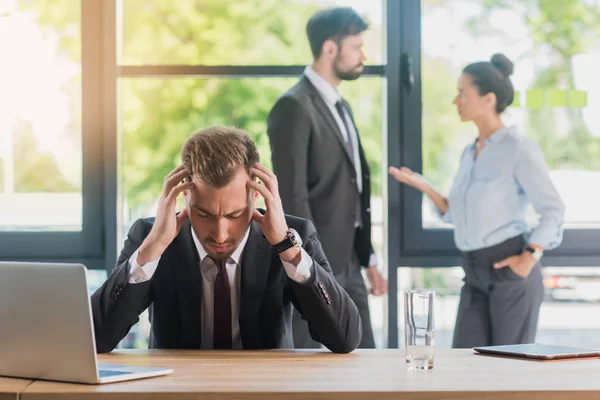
[0,376,33,400]
[19,349,600,399]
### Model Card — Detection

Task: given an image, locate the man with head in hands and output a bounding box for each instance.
[91,126,362,354]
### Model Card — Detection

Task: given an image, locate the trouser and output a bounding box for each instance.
[292,249,375,348]
[452,235,545,348]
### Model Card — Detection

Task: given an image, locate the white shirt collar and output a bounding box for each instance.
[190,222,251,266]
[303,65,342,106]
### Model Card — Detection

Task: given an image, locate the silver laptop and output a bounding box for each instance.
[0,261,173,384]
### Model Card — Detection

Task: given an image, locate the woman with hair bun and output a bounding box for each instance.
[389,54,565,348]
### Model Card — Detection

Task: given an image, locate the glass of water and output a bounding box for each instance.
[404,290,435,370]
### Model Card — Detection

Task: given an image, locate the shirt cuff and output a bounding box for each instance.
[281,247,313,283]
[127,249,161,284]
[368,252,378,267]
[527,228,563,251]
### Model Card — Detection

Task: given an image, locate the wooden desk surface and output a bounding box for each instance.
[0,376,33,400]
[19,349,600,399]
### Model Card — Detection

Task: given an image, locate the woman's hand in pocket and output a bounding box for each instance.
[493,252,537,278]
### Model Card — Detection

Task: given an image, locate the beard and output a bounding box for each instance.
[334,58,363,81]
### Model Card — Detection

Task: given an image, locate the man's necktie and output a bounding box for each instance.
[335,100,356,163]
[212,259,232,349]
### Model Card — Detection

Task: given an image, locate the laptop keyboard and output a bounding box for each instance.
[99,369,133,378]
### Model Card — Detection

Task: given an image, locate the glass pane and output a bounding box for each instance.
[398,266,600,348]
[421,0,600,230]
[0,0,82,232]
[120,0,383,66]
[118,76,382,241]
[117,75,383,348]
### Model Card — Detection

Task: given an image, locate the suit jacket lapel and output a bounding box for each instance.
[301,76,355,166]
[173,220,203,349]
[239,220,273,349]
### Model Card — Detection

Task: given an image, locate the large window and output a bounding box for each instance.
[387,0,600,347]
[422,0,600,232]
[1,1,82,232]
[115,0,387,348]
[0,0,104,265]
[8,0,600,350]
[392,0,600,265]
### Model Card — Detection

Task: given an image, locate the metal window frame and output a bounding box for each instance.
[119,65,385,77]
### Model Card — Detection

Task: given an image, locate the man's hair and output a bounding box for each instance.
[306,7,368,59]
[181,126,260,188]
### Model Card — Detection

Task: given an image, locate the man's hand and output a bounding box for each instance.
[493,252,537,279]
[247,163,299,263]
[366,266,387,296]
[137,165,194,265]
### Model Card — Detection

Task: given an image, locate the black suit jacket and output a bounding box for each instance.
[91,215,362,354]
[267,75,374,275]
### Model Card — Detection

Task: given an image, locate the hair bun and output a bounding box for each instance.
[490,53,514,78]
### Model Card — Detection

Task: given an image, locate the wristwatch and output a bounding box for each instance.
[525,245,543,262]
[273,229,302,254]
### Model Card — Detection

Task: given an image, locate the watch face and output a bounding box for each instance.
[289,228,302,247]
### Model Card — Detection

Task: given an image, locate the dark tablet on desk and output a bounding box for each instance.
[473,344,600,360]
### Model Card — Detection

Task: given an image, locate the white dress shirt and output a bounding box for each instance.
[304,66,377,267]
[127,225,313,349]
[304,65,363,195]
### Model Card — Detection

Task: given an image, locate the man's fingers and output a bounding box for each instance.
[247,180,273,204]
[253,163,276,179]
[165,165,186,181]
[175,207,189,231]
[163,169,190,195]
[374,273,387,296]
[380,278,389,295]
[250,167,277,194]
[252,209,265,223]
[166,181,194,203]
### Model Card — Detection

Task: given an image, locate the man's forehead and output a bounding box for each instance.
[342,34,363,45]
[191,199,249,215]
[190,186,251,215]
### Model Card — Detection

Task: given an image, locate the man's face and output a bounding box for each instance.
[185,168,257,261]
[333,33,365,81]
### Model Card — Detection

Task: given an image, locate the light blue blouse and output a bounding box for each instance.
[440,126,565,252]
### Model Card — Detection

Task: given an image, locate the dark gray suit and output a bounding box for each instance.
[91,215,362,354]
[267,75,375,348]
